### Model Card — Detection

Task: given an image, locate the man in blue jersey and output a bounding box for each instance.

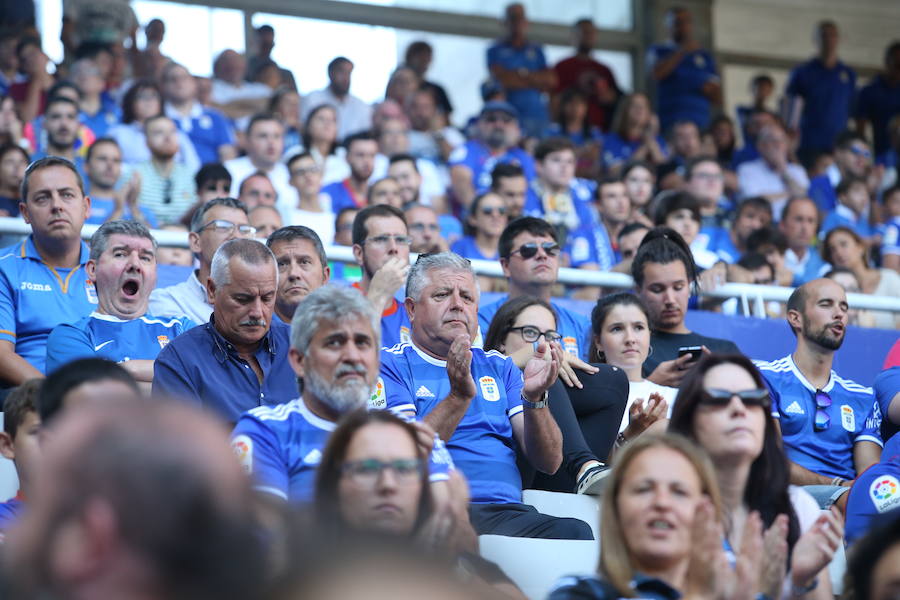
[83,139,157,227]
[449,101,536,209]
[646,6,721,133]
[321,131,378,215]
[149,197,256,324]
[30,97,86,181]
[565,177,629,275]
[756,278,882,510]
[153,238,295,423]
[845,432,900,545]
[266,226,330,325]
[382,252,591,539]
[0,157,96,386]
[350,204,413,348]
[45,220,193,384]
[479,217,593,362]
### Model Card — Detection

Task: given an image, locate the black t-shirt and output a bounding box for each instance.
[643,330,741,375]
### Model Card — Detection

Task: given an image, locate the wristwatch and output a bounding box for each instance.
[521,391,549,409]
[790,578,818,597]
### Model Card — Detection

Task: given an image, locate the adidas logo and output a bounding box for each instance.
[785,401,805,415]
[416,385,435,398]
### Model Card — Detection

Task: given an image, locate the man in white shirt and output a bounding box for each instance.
[737,123,810,218]
[224,114,297,221]
[301,57,372,141]
[210,50,271,121]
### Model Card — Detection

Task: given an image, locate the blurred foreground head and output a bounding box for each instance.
[3,401,265,600]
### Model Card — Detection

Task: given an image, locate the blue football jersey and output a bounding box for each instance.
[756,355,882,480]
[380,342,524,504]
[845,455,900,545]
[46,312,194,374]
[448,140,537,195]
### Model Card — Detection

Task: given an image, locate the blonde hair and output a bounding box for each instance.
[598,433,723,597]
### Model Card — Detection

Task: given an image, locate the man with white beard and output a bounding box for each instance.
[230,285,451,504]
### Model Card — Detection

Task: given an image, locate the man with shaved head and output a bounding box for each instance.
[755,278,882,510]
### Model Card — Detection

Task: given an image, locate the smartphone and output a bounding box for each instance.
[678,346,703,363]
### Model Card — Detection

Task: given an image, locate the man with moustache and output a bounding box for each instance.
[266,226,330,325]
[153,238,296,423]
[45,220,193,384]
[756,278,882,510]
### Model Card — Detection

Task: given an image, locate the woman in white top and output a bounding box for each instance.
[668,353,842,600]
[301,104,349,186]
[590,292,676,442]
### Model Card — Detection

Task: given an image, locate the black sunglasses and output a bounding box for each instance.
[699,388,771,409]
[509,241,560,260]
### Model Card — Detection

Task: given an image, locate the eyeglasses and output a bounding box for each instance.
[699,388,771,409]
[480,206,507,216]
[409,223,440,233]
[363,234,412,247]
[290,166,321,177]
[814,389,832,431]
[507,325,562,344]
[199,219,257,237]
[341,458,424,484]
[509,241,560,260]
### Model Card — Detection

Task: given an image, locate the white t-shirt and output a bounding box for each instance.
[285,194,335,244]
[621,380,678,433]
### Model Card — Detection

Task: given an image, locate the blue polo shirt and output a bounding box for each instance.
[46,311,194,374]
[601,131,669,170]
[881,217,900,260]
[167,103,235,165]
[381,342,523,504]
[786,58,856,153]
[855,75,900,157]
[820,204,877,239]
[646,42,719,131]
[152,317,297,423]
[564,222,617,271]
[478,294,590,360]
[80,93,121,138]
[450,236,498,261]
[523,178,597,232]
[756,354,882,480]
[448,140,537,196]
[0,237,97,374]
[486,40,549,131]
[85,195,159,227]
[230,396,453,503]
[845,433,900,545]
[321,179,365,215]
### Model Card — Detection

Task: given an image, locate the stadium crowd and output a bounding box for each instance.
[0,2,897,599]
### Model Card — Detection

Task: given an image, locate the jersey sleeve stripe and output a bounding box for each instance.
[392,403,418,414]
[855,434,884,447]
[508,405,524,418]
[253,485,288,500]
[0,329,16,337]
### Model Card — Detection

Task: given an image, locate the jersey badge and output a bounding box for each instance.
[369,376,386,409]
[157,335,170,349]
[562,336,579,356]
[231,435,253,474]
[840,405,855,432]
[86,280,98,304]
[479,376,500,402]
[870,475,900,513]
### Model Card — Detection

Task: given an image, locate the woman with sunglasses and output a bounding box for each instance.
[314,409,524,598]
[551,433,768,600]
[668,353,842,600]
[451,192,508,292]
[590,293,676,450]
[484,296,628,494]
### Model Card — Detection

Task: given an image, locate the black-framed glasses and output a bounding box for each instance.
[507,325,562,344]
[509,241,560,260]
[363,234,412,247]
[200,219,257,237]
[814,389,832,431]
[341,458,424,484]
[480,206,507,216]
[699,388,771,409]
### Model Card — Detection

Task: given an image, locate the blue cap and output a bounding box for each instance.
[480,101,518,119]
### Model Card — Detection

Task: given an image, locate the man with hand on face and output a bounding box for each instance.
[756,278,882,511]
[381,252,591,539]
[266,226,330,325]
[350,204,414,348]
[153,238,296,423]
[46,220,193,385]
[0,157,96,386]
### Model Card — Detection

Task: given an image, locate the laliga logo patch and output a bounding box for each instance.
[479,376,500,402]
[157,335,170,349]
[231,435,253,474]
[369,376,386,409]
[870,475,900,513]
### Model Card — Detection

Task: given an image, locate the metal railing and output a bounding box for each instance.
[2,217,898,316]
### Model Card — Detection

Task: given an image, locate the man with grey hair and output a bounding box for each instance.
[381,252,592,539]
[153,238,295,422]
[46,220,193,384]
[149,197,256,324]
[230,283,455,507]
[266,226,330,325]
